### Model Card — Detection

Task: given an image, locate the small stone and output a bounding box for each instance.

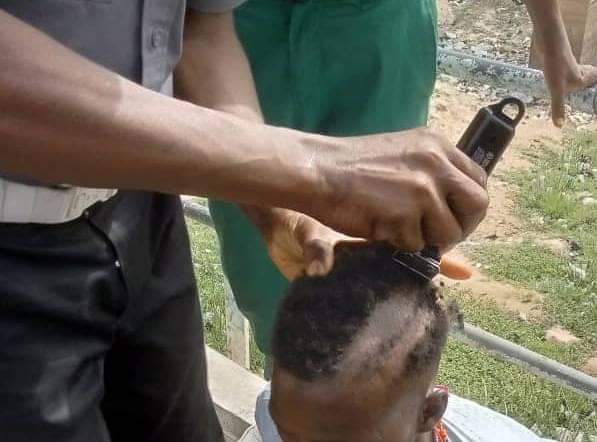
[582,356,597,376]
[555,427,575,442]
[576,191,593,199]
[519,312,528,322]
[539,239,570,258]
[545,326,581,345]
[581,197,597,206]
[569,263,587,280]
[203,311,214,325]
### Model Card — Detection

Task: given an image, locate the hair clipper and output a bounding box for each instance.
[393,97,526,280]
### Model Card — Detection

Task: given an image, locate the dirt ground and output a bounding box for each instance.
[431,0,596,319]
[441,0,533,67]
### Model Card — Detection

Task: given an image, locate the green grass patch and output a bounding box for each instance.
[518,130,597,292]
[187,218,266,373]
[470,131,597,344]
[438,340,597,439]
[517,131,597,232]
[187,218,228,354]
[468,240,597,344]
[446,288,591,368]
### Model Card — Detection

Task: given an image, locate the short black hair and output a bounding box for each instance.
[272,243,449,382]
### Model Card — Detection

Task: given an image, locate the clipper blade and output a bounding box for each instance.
[392,247,440,281]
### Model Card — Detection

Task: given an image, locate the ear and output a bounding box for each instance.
[417,389,448,433]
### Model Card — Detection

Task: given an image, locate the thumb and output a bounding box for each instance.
[293,216,336,277]
[303,238,335,277]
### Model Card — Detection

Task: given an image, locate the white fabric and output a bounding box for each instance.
[0,180,116,223]
[240,383,554,442]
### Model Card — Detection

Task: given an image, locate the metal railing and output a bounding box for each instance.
[183,200,597,401]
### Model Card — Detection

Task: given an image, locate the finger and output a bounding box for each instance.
[440,256,473,280]
[442,145,488,189]
[421,190,464,249]
[550,86,566,128]
[443,166,489,237]
[376,217,425,252]
[296,216,363,277]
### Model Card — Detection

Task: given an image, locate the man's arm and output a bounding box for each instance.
[174,11,484,277]
[0,9,314,206]
[174,11,262,122]
[0,9,488,251]
[524,0,597,126]
[175,11,356,278]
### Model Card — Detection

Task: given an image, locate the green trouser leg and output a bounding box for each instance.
[210,0,438,355]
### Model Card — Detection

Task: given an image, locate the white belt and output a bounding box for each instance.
[0,179,117,224]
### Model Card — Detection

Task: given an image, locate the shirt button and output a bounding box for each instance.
[151,29,166,50]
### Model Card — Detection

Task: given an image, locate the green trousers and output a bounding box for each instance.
[210,0,438,355]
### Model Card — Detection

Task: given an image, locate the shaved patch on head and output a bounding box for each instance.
[272,243,450,383]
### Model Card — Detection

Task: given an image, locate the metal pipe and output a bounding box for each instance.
[183,199,214,228]
[438,48,597,115]
[451,323,597,401]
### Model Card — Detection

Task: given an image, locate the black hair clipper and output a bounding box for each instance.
[393,97,526,280]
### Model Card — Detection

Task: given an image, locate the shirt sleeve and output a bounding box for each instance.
[187,0,247,13]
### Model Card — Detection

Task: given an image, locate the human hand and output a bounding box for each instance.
[251,208,362,280]
[305,128,489,253]
[256,208,476,281]
[542,47,597,127]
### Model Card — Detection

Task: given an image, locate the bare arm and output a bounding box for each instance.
[0,9,317,209]
[0,8,488,251]
[174,11,262,122]
[524,0,597,126]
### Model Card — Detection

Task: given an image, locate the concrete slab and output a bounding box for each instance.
[206,346,266,441]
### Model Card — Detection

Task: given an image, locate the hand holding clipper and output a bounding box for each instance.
[393,97,526,280]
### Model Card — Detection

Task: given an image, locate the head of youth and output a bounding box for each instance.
[270,243,452,442]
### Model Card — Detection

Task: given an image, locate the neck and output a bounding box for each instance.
[414,432,434,442]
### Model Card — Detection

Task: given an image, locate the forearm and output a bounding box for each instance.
[174,10,288,232]
[0,9,322,210]
[175,10,262,122]
[524,0,571,54]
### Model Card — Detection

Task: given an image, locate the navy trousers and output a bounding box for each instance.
[0,192,223,442]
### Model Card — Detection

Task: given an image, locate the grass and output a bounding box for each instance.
[441,286,596,438]
[469,241,597,345]
[438,339,597,439]
[445,288,592,369]
[187,218,267,372]
[187,218,228,355]
[470,131,597,345]
[518,131,597,232]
